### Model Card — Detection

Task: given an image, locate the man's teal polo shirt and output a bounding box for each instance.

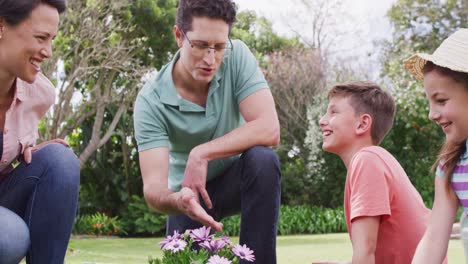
[134,40,269,191]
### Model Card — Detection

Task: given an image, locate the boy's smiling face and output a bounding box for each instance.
[319,96,361,155]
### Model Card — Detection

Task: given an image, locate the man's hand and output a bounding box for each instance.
[176,187,223,231]
[181,148,213,209]
[23,138,70,164]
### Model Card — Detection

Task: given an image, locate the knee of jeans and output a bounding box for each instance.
[241,146,281,187]
[243,146,280,171]
[0,207,30,263]
[34,143,80,186]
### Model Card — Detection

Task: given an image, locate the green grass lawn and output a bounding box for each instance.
[60,233,465,264]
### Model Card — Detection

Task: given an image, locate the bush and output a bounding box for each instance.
[73,212,125,236]
[221,215,241,237]
[120,195,167,236]
[277,206,346,235]
[220,205,346,236]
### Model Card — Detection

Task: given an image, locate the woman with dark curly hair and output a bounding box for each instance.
[0,0,80,263]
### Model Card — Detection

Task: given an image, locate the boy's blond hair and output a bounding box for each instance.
[328,81,395,145]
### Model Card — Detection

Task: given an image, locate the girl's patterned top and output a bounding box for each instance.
[436,140,468,213]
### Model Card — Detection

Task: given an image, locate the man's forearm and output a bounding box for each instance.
[194,117,279,162]
[143,185,182,215]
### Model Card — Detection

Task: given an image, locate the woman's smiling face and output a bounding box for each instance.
[0,3,59,84]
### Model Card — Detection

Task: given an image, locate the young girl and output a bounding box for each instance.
[405,28,468,263]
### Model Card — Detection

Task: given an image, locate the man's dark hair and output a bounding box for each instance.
[176,0,237,33]
[0,0,66,26]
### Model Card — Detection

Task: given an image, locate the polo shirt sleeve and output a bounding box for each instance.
[133,91,169,152]
[348,151,392,222]
[231,40,269,105]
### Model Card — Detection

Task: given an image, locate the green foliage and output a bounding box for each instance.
[120,195,167,236]
[220,206,346,236]
[220,215,241,237]
[231,10,302,64]
[77,111,143,218]
[303,95,347,208]
[130,0,178,68]
[378,0,467,205]
[73,212,126,236]
[381,0,467,89]
[280,157,314,206]
[278,206,346,235]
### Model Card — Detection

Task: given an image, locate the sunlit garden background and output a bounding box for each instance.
[37,0,468,263]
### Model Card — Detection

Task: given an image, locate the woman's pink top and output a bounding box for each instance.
[1,73,55,175]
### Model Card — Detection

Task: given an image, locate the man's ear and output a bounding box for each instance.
[173,25,183,48]
[356,114,372,136]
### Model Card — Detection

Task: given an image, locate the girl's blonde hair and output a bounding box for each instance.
[424,62,468,188]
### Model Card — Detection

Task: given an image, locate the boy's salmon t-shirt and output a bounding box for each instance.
[344,146,430,264]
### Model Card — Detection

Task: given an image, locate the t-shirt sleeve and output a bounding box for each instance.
[348,151,392,222]
[133,91,169,152]
[231,40,269,105]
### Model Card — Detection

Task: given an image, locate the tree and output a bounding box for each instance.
[379,0,467,205]
[382,0,467,89]
[41,0,177,167]
[264,48,327,160]
[230,10,302,64]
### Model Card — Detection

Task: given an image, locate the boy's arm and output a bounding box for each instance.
[412,176,458,264]
[351,216,380,264]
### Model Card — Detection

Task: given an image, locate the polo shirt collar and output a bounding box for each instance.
[159,50,224,111]
[159,52,181,107]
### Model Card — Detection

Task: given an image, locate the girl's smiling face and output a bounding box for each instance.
[424,69,468,144]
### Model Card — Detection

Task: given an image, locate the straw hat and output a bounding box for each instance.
[404,28,468,80]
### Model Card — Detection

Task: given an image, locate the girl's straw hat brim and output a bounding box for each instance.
[404,28,468,81]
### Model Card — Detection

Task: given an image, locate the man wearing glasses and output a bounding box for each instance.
[134,0,280,263]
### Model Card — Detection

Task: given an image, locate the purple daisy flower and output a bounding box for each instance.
[163,239,187,253]
[200,239,226,253]
[233,244,255,262]
[189,226,214,242]
[220,236,232,245]
[207,255,232,264]
[158,230,184,249]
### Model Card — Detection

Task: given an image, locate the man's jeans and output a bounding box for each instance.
[167,146,281,264]
[0,143,80,264]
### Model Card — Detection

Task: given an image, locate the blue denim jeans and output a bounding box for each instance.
[0,206,30,264]
[0,143,80,264]
[167,146,281,264]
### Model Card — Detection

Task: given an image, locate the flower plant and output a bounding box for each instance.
[148,226,255,264]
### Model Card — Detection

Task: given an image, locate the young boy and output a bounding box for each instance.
[319,81,430,263]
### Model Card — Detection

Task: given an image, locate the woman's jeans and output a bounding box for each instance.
[0,143,80,264]
[167,146,282,264]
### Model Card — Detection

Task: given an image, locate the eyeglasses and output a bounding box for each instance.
[182,31,233,59]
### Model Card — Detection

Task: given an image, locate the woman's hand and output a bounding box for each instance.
[23,138,69,164]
